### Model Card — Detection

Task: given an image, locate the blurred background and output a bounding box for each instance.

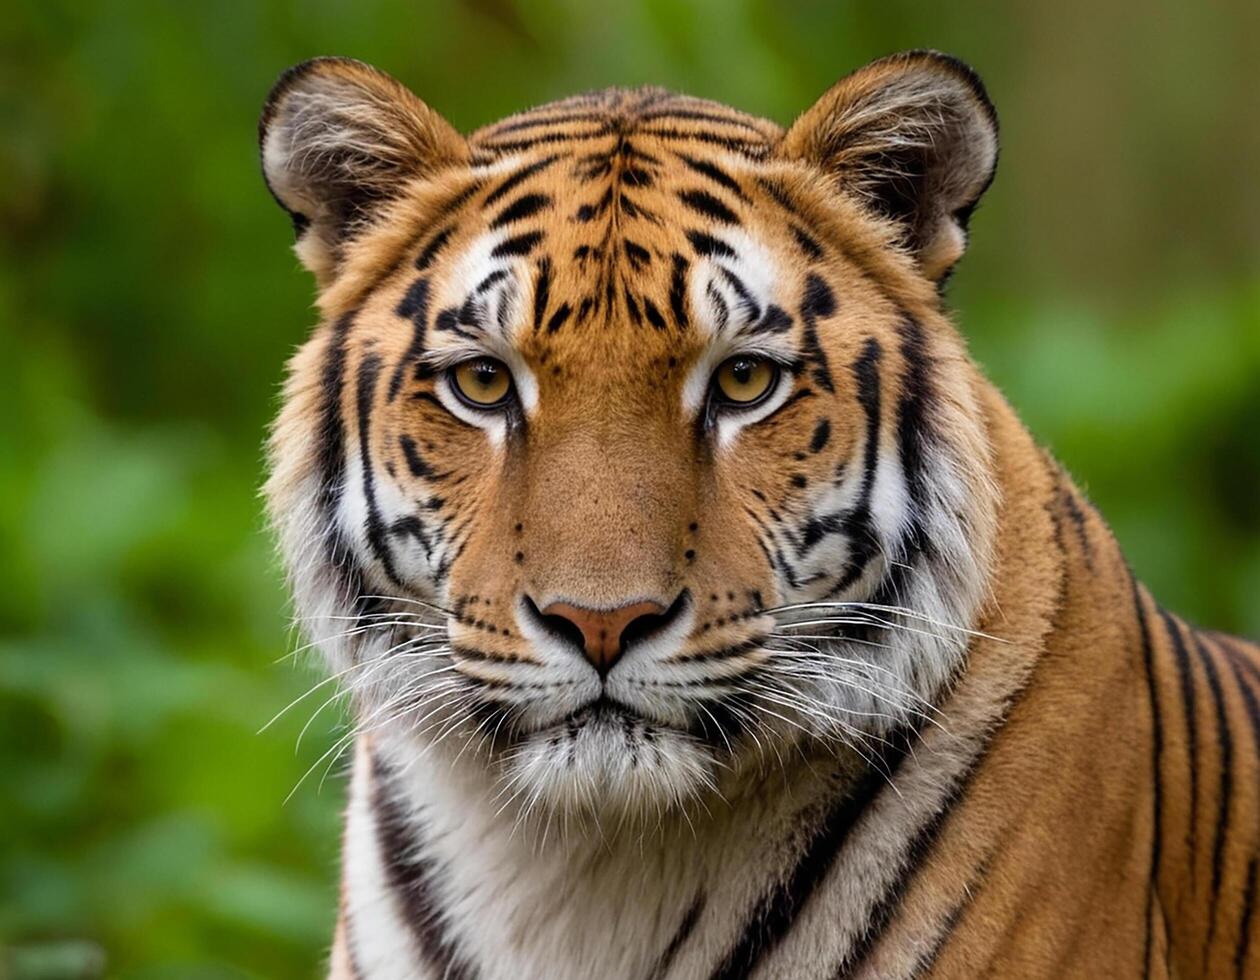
[1,0,1256,976]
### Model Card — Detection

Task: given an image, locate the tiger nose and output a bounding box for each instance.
[539,599,669,677]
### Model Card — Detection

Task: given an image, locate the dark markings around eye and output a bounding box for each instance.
[389,277,431,401]
[706,282,730,333]
[716,266,759,321]
[749,304,792,336]
[799,274,836,393]
[678,188,739,225]
[434,308,477,340]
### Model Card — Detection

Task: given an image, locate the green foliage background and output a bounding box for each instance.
[1,1,1256,976]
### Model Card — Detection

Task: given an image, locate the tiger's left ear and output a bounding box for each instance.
[259,57,468,284]
[780,50,998,282]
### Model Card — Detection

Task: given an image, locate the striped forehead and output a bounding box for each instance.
[414,156,799,361]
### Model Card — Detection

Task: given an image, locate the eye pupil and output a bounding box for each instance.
[451,357,513,408]
[714,355,778,408]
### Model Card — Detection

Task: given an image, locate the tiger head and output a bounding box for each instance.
[261,52,1001,820]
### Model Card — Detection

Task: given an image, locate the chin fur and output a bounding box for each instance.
[494,710,720,824]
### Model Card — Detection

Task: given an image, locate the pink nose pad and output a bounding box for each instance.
[539,600,669,676]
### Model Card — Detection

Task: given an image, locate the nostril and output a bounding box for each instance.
[619,592,688,651]
[530,598,588,654]
[531,592,689,676]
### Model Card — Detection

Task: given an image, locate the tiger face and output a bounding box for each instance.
[262,52,1001,818]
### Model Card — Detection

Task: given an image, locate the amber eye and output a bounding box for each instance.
[713,355,778,407]
[450,357,513,408]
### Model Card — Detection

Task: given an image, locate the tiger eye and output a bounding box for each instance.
[451,357,512,407]
[714,356,777,406]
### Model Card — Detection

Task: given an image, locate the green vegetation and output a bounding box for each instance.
[1,1,1256,976]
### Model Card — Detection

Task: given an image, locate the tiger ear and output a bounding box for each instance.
[259,57,467,283]
[780,50,998,282]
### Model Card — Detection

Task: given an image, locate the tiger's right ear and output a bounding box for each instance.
[259,57,467,284]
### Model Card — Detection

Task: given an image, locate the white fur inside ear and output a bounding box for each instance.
[783,53,998,279]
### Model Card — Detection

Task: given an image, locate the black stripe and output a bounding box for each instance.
[810,418,831,454]
[678,188,739,225]
[791,224,824,260]
[799,275,836,393]
[398,434,436,480]
[717,266,759,321]
[624,289,642,327]
[906,854,993,978]
[670,253,690,329]
[546,302,572,334]
[808,340,880,590]
[415,226,454,271]
[484,111,603,136]
[624,238,651,266]
[356,354,401,585]
[492,230,544,258]
[575,187,613,222]
[676,153,749,200]
[1131,575,1163,980]
[1237,859,1257,977]
[532,257,552,330]
[704,283,728,332]
[648,893,707,980]
[1194,629,1234,962]
[1160,609,1200,857]
[644,127,770,157]
[838,766,983,976]
[491,192,551,228]
[749,304,792,336]
[893,317,934,511]
[474,270,509,294]
[316,312,371,614]
[669,636,765,664]
[643,297,667,331]
[640,108,766,133]
[1220,642,1260,977]
[708,729,916,980]
[371,755,475,979]
[389,277,432,401]
[481,126,612,154]
[482,153,561,207]
[686,229,736,259]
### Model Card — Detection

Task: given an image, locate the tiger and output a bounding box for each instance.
[257,50,1260,979]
